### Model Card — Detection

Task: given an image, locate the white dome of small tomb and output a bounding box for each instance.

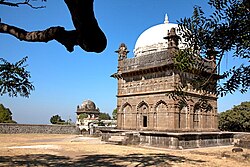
[134,14,186,57]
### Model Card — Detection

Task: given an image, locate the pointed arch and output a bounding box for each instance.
[121,102,132,113]
[154,100,168,110]
[137,101,149,111]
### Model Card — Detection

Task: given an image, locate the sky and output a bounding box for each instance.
[0,0,249,124]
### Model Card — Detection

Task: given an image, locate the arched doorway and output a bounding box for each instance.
[137,101,149,129]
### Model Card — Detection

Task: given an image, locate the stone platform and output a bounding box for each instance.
[101,129,234,149]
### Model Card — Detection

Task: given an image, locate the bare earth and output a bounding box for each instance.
[0,134,249,167]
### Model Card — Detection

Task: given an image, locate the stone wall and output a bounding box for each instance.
[0,123,80,134]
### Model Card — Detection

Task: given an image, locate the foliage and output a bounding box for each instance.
[177,0,249,96]
[50,114,66,125]
[112,108,117,120]
[98,120,105,126]
[219,101,250,132]
[78,113,88,120]
[99,112,111,120]
[0,56,34,98]
[0,103,16,123]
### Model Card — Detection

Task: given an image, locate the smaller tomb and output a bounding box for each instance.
[76,100,100,131]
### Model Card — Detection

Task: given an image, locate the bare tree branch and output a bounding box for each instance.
[0,0,107,53]
[0,22,77,52]
[0,0,45,9]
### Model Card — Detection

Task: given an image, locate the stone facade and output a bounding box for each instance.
[112,30,218,132]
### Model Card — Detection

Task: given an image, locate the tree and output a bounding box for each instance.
[0,0,107,98]
[0,56,34,97]
[0,0,107,53]
[0,104,16,123]
[219,101,250,132]
[50,114,66,124]
[112,108,117,120]
[78,113,88,120]
[99,112,111,120]
[176,0,249,96]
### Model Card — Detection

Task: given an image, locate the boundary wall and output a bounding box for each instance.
[0,123,80,134]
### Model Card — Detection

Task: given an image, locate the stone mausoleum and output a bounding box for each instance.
[76,100,100,131]
[112,15,218,132]
[102,15,234,149]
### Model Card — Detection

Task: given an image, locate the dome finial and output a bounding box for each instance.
[164,14,169,24]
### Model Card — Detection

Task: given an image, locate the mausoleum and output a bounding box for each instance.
[101,14,234,149]
[112,15,218,132]
[76,100,100,130]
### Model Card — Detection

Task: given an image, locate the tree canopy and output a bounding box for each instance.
[0,103,16,123]
[78,113,88,120]
[0,56,34,97]
[99,112,111,120]
[177,0,249,96]
[50,114,66,125]
[219,101,250,132]
[112,108,117,120]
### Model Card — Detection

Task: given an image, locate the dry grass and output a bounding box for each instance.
[0,134,249,167]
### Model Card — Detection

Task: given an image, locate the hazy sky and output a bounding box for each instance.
[1,0,249,124]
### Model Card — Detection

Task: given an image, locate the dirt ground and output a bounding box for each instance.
[0,134,249,167]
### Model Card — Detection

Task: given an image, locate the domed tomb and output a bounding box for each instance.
[112,14,218,132]
[76,100,100,131]
[134,14,186,57]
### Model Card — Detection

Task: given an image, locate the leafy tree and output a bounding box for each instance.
[50,114,66,124]
[176,0,249,96]
[98,120,105,126]
[78,113,88,120]
[219,101,250,132]
[0,57,34,97]
[0,104,16,123]
[99,112,111,120]
[112,108,117,120]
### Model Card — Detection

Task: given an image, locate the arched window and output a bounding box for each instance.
[155,100,168,129]
[121,103,132,129]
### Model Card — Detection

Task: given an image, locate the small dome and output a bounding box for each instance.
[81,100,96,110]
[134,14,186,57]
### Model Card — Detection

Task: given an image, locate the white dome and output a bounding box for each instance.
[134,15,186,57]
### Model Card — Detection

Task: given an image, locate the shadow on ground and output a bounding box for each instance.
[0,153,205,166]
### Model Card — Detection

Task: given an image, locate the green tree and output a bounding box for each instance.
[0,57,34,97]
[0,104,16,123]
[78,113,88,120]
[99,112,111,120]
[112,108,117,120]
[219,101,250,132]
[177,0,249,96]
[50,114,66,125]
